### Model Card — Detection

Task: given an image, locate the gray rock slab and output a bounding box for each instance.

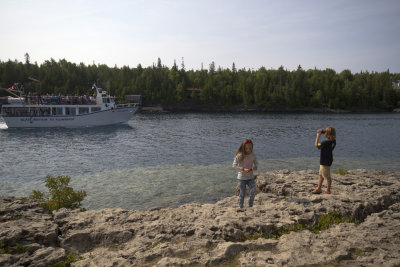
[1,169,399,266]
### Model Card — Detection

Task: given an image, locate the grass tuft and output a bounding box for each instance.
[53,253,83,267]
[334,169,351,175]
[244,211,358,240]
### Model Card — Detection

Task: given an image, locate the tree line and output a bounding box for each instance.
[1,54,400,110]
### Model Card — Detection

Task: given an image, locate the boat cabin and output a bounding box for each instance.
[2,105,106,117]
[1,85,119,117]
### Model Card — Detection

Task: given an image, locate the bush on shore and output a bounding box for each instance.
[30,175,86,211]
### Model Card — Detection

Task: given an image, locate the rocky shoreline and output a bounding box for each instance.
[1,169,400,266]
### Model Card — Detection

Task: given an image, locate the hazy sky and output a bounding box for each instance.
[1,0,399,73]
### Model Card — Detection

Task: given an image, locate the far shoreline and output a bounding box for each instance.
[140,104,399,113]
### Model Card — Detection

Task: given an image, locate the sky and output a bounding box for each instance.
[1,0,400,73]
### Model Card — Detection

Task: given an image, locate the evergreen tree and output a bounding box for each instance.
[0,56,399,109]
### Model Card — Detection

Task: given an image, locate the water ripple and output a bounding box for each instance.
[1,113,400,210]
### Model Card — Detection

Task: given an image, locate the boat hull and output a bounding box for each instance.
[2,106,138,128]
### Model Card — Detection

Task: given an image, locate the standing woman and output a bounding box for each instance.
[233,139,258,209]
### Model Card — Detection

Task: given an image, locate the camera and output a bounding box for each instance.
[320,129,326,134]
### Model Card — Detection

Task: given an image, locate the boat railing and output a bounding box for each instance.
[116,103,139,108]
[25,95,97,105]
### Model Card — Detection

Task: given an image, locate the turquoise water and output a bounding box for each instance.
[1,112,399,210]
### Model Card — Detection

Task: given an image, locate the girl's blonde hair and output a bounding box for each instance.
[235,139,253,160]
[325,126,336,140]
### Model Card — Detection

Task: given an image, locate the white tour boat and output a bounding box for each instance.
[0,84,139,128]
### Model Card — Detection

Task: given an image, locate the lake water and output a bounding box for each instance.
[1,112,399,210]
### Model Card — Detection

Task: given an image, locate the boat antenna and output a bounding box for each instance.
[28,77,40,83]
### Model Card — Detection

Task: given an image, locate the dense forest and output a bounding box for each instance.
[1,54,400,110]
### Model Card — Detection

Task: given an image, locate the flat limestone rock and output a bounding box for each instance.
[0,169,399,266]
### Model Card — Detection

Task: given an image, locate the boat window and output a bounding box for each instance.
[56,107,63,115]
[65,107,70,115]
[91,107,101,112]
[20,108,30,116]
[51,107,56,116]
[43,108,50,116]
[79,107,89,114]
[70,107,76,115]
[103,98,110,103]
[3,107,32,116]
[30,108,41,116]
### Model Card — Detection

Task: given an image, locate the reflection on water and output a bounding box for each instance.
[79,157,399,210]
[2,157,396,211]
[1,113,400,210]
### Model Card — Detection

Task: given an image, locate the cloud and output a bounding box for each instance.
[1,0,399,72]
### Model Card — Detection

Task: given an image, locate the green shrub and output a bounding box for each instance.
[334,168,350,175]
[260,211,359,240]
[53,253,83,267]
[30,175,86,211]
[267,223,304,239]
[310,211,358,234]
[0,243,30,254]
[247,232,263,240]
